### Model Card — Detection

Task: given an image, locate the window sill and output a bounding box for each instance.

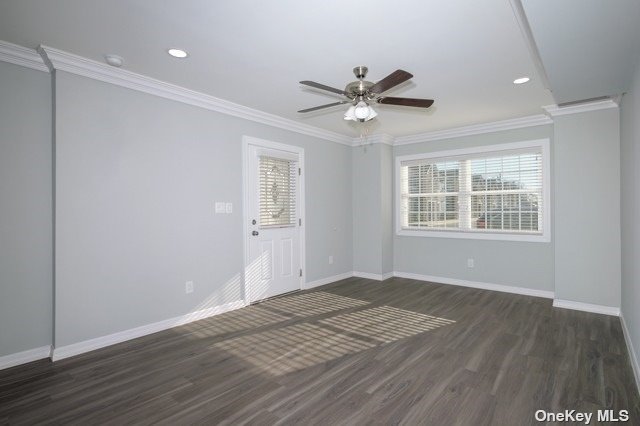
[396,228,550,242]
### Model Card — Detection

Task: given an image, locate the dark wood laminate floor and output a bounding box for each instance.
[1,277,639,425]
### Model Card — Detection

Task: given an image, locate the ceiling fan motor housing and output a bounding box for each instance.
[345,66,375,99]
[344,80,375,99]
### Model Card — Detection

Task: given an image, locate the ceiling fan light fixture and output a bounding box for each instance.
[354,101,371,120]
[367,105,378,120]
[344,103,377,122]
[343,105,357,121]
[356,101,378,122]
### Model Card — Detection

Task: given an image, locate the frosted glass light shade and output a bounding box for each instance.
[344,105,357,121]
[344,102,377,122]
[354,101,370,119]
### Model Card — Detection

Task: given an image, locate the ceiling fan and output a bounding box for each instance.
[298,66,434,122]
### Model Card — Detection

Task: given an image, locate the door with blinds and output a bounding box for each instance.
[245,140,303,303]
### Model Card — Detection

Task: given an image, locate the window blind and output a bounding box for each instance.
[400,148,543,234]
[259,156,297,228]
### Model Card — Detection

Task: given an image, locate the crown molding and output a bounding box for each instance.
[393,114,552,146]
[611,94,623,106]
[37,45,353,146]
[0,40,49,72]
[542,98,619,117]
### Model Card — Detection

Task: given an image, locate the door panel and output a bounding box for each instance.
[260,241,273,280]
[281,238,293,277]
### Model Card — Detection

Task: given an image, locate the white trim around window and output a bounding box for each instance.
[395,139,551,242]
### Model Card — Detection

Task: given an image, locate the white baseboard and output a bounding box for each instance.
[552,299,620,316]
[353,271,394,281]
[304,271,354,289]
[52,300,245,361]
[353,271,381,280]
[392,271,555,299]
[0,345,52,371]
[620,313,640,393]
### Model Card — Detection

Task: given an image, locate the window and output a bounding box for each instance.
[259,155,297,228]
[396,140,550,242]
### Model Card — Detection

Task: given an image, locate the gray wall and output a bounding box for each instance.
[54,71,352,346]
[0,61,53,357]
[352,142,394,276]
[621,57,640,374]
[393,126,555,291]
[553,109,621,307]
[380,144,394,275]
[352,144,383,275]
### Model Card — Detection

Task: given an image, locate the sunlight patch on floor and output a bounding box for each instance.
[211,322,377,375]
[319,305,456,343]
[256,291,369,317]
[183,305,290,338]
[211,304,456,376]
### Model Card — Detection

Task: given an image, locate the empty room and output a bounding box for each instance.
[1,0,639,424]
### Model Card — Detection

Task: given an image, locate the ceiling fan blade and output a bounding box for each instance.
[369,70,413,95]
[298,101,349,113]
[300,80,347,96]
[377,97,434,108]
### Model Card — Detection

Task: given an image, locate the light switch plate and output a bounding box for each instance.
[225,203,233,214]
[215,202,225,214]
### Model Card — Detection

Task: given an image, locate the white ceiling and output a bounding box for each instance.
[0,0,555,137]
[521,0,640,105]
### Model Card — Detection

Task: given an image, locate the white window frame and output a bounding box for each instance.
[395,139,551,242]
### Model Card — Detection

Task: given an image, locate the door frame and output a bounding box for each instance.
[241,135,306,305]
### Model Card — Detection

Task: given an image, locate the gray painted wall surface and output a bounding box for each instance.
[554,109,620,307]
[380,144,394,275]
[352,144,383,275]
[393,126,554,291]
[54,71,352,346]
[352,142,394,276]
[0,61,53,357]
[621,57,640,374]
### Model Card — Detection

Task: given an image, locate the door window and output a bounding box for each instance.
[259,156,297,228]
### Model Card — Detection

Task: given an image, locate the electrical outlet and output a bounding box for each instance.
[215,202,225,214]
[329,255,334,265]
[185,281,194,294]
[467,258,474,268]
[225,202,233,214]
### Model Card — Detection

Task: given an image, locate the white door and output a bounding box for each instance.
[245,140,303,303]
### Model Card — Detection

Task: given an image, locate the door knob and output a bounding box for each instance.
[252,231,259,236]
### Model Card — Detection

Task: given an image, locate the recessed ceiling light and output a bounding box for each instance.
[513,77,530,85]
[104,54,123,67]
[167,48,188,58]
